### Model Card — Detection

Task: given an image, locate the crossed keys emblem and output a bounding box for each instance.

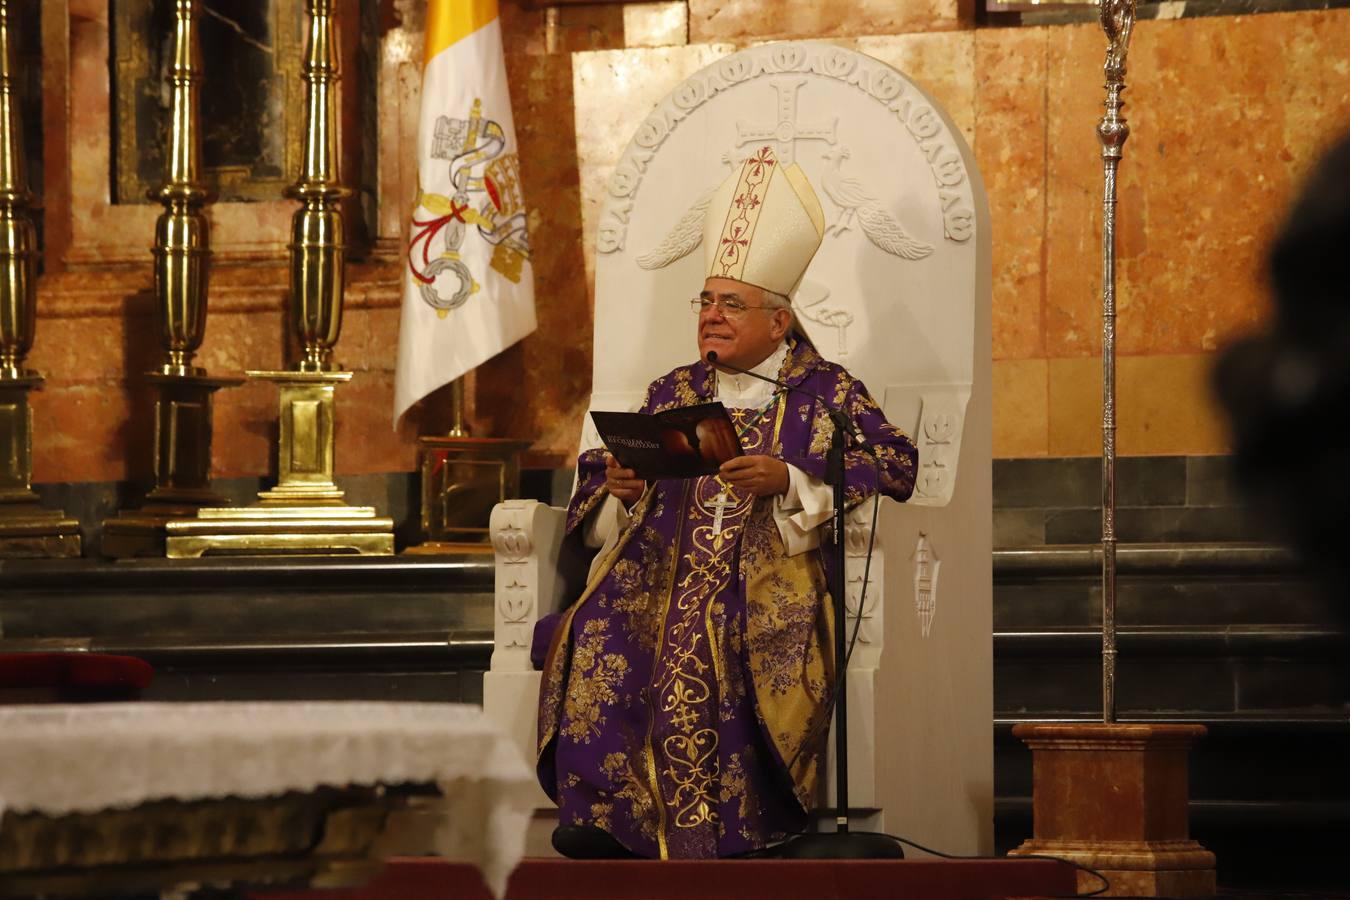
[407,99,532,317]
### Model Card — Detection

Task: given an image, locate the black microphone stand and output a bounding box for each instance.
[706,351,902,859]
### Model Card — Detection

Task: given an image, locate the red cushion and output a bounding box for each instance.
[0,653,153,690]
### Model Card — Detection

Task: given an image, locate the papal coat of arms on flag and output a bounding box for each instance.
[395,0,537,423]
[408,98,531,313]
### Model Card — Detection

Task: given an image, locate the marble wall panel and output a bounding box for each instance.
[1119,14,1291,356]
[624,2,689,48]
[335,370,418,474]
[974,27,1047,362]
[211,379,279,479]
[1044,10,1350,361]
[30,382,136,484]
[195,309,290,377]
[688,0,971,45]
[1047,354,1229,457]
[853,32,976,145]
[24,264,410,484]
[1279,11,1350,182]
[993,358,1049,458]
[572,44,733,296]
[26,315,133,382]
[500,0,626,56]
[1042,22,1107,360]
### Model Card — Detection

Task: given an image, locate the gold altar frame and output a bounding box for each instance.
[46,0,380,270]
[111,0,307,206]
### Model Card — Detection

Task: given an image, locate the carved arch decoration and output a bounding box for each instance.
[594,42,975,257]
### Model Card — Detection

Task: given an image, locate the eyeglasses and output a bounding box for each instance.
[689,297,779,319]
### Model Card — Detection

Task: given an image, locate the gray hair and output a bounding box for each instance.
[761,288,817,349]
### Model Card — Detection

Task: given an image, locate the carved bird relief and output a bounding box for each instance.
[636,188,715,270]
[636,153,747,270]
[820,147,933,261]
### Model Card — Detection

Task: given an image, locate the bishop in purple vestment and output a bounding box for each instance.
[535,148,918,859]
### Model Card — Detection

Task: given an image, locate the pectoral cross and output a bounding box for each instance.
[710,491,735,538]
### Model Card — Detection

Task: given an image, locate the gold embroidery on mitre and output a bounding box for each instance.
[713,147,778,282]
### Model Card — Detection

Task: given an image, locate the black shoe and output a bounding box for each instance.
[552,824,643,860]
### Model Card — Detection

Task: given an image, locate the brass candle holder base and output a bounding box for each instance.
[0,376,80,558]
[0,506,81,559]
[403,436,531,555]
[164,371,393,559]
[102,373,243,558]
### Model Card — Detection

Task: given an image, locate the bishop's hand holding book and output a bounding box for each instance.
[593,402,790,503]
[591,401,743,482]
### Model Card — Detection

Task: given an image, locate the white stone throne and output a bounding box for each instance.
[485,40,992,854]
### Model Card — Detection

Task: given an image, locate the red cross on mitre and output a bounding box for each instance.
[734,191,762,211]
[747,145,777,174]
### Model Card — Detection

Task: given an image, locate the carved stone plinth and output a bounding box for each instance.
[0,377,80,558]
[1009,723,1215,897]
[164,371,393,558]
[404,436,531,554]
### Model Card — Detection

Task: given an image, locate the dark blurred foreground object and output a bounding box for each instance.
[1213,133,1350,595]
[0,652,153,702]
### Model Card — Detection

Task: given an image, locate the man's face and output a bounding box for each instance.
[697,277,792,371]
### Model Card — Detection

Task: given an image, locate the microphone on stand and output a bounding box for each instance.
[704,351,875,456]
[707,348,901,859]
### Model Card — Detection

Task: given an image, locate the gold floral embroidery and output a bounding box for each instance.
[562,618,631,744]
[602,750,660,843]
[740,499,833,809]
[591,801,614,832]
[650,405,777,835]
[709,598,748,722]
[608,530,669,653]
[719,749,754,823]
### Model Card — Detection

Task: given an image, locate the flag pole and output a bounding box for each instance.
[399,0,537,550]
[448,378,469,438]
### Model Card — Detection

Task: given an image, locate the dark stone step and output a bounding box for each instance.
[0,555,495,640]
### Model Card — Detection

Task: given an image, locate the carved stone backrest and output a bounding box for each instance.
[588,41,988,511]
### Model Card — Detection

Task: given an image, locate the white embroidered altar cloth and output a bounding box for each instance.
[0,702,536,897]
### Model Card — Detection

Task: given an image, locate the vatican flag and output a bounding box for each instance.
[394,0,535,422]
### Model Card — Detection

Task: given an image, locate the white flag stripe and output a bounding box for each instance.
[394,14,536,423]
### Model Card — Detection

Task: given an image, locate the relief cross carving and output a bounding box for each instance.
[735,77,838,167]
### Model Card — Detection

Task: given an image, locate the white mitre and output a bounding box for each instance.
[702,147,826,296]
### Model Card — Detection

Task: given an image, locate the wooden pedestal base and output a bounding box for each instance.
[406,436,531,550]
[1008,723,1215,897]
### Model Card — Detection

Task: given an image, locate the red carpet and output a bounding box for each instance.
[259,857,1078,899]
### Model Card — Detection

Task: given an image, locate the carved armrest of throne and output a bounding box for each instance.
[488,499,571,676]
[487,497,885,675]
[483,498,579,790]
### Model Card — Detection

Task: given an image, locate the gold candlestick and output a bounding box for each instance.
[166,0,392,558]
[0,0,78,558]
[102,0,242,558]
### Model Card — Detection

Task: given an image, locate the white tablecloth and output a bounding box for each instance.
[0,701,537,897]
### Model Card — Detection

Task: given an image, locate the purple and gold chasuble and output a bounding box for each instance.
[537,340,918,858]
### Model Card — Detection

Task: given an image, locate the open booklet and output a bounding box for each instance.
[590,401,744,480]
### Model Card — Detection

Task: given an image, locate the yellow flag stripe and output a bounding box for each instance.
[424,0,499,66]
